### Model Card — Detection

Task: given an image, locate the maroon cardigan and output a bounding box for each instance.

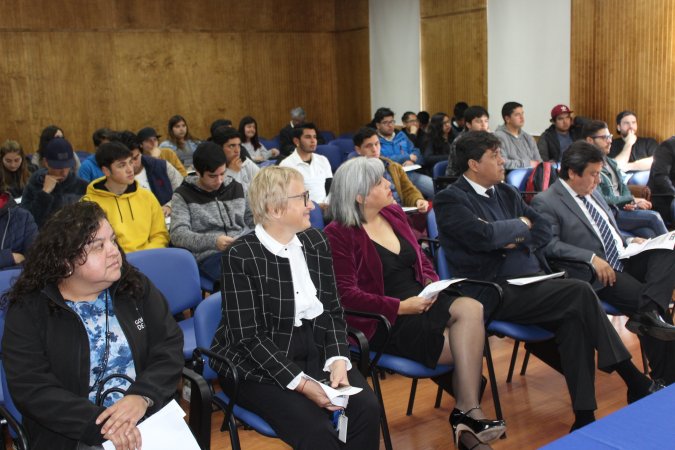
[325,204,438,340]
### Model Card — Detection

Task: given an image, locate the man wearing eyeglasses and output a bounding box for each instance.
[608,111,657,172]
[582,120,667,239]
[373,107,434,198]
[170,142,253,288]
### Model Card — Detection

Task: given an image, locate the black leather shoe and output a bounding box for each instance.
[627,379,665,404]
[626,311,675,341]
[450,407,506,446]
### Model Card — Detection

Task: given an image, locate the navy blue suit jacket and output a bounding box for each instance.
[434,176,552,282]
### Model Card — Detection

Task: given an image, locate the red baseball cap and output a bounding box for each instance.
[550,104,573,120]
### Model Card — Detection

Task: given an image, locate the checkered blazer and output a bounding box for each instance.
[210,228,349,387]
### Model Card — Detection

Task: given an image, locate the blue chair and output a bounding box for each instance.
[127,248,202,359]
[192,293,277,450]
[338,132,355,140]
[437,247,556,383]
[319,130,336,143]
[315,144,342,173]
[345,309,453,450]
[329,138,356,162]
[75,150,92,162]
[505,168,533,191]
[626,170,650,186]
[309,201,324,229]
[258,160,276,168]
[432,161,448,179]
[259,136,280,150]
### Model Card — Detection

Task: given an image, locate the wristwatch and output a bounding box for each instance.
[141,395,154,408]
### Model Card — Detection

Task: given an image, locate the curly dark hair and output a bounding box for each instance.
[5,202,144,306]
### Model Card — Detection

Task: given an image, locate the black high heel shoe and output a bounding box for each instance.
[450,407,506,447]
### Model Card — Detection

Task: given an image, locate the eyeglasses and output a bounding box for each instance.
[287,190,310,207]
[591,134,613,141]
[380,120,396,126]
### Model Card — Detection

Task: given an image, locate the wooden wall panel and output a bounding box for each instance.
[0,0,371,152]
[420,1,487,115]
[571,0,675,141]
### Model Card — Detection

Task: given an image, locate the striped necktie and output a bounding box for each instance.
[578,195,624,271]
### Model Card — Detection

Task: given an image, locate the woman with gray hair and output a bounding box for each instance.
[210,166,380,449]
[325,157,504,449]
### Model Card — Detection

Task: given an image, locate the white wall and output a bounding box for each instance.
[369,0,421,119]
[487,0,571,135]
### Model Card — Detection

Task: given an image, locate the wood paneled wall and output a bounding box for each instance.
[420,0,487,116]
[571,0,675,141]
[0,0,369,152]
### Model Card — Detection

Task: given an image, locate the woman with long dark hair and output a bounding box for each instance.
[159,114,200,167]
[423,112,453,171]
[238,115,279,162]
[0,140,37,198]
[2,202,183,450]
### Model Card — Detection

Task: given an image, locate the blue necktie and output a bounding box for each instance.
[578,195,624,271]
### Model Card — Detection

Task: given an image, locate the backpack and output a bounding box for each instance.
[524,161,558,203]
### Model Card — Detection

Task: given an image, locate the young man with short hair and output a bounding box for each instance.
[446,105,491,178]
[353,127,428,213]
[22,138,88,227]
[373,107,434,198]
[83,141,169,253]
[493,101,542,169]
[279,123,333,207]
[609,111,657,171]
[137,127,188,176]
[170,141,253,286]
[537,104,579,162]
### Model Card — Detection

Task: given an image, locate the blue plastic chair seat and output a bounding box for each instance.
[601,300,622,316]
[487,320,554,342]
[200,275,215,294]
[213,392,277,438]
[348,345,452,378]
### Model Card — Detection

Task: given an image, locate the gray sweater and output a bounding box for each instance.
[494,125,542,169]
[169,175,253,263]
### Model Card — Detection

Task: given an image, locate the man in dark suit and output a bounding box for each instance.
[210,166,379,449]
[531,141,675,385]
[434,131,660,431]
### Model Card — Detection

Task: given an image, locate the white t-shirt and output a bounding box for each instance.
[279,150,333,203]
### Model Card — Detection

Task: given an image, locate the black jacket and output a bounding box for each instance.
[0,194,37,268]
[20,169,88,228]
[2,273,183,450]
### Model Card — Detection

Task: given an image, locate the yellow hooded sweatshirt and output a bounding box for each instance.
[82,177,169,253]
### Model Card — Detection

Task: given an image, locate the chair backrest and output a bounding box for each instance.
[329,138,356,162]
[426,208,438,241]
[319,130,336,143]
[436,246,451,279]
[126,248,202,314]
[626,170,650,186]
[432,161,449,179]
[315,144,342,173]
[259,136,280,150]
[193,292,223,380]
[309,201,324,229]
[338,132,355,140]
[505,168,533,191]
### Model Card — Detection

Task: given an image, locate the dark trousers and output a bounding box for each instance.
[597,249,675,383]
[487,278,631,411]
[220,322,380,449]
[199,252,224,284]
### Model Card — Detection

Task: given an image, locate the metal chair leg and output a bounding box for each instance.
[434,384,444,408]
[506,340,521,383]
[406,378,418,416]
[370,366,393,450]
[483,338,504,422]
[520,349,532,376]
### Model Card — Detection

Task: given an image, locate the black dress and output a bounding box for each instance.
[372,232,458,368]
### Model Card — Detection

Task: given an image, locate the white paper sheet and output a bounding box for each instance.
[506,272,565,286]
[620,231,675,259]
[418,279,466,299]
[402,164,422,172]
[303,375,363,408]
[102,400,200,450]
[402,206,418,213]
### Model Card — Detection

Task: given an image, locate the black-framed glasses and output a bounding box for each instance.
[591,134,612,141]
[287,190,310,207]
